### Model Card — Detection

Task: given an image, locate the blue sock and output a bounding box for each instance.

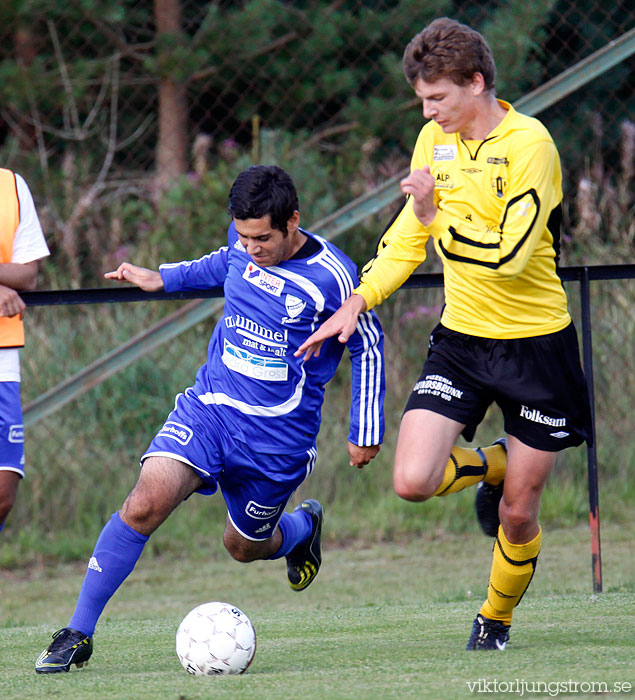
[0,521,4,533]
[268,510,312,560]
[68,512,149,636]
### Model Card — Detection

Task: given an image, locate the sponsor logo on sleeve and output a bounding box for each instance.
[243,262,284,296]
[157,421,194,445]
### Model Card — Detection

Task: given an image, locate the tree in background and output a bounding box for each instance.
[154,0,188,192]
[0,0,631,285]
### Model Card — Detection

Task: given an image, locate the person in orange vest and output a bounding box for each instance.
[0,168,49,533]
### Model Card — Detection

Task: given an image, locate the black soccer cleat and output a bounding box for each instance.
[475,438,507,537]
[35,627,93,674]
[466,614,511,651]
[286,499,323,592]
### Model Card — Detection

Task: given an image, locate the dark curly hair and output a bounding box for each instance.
[228,165,299,235]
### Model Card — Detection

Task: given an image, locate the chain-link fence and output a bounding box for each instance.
[1,1,633,285]
[0,1,633,563]
[7,272,634,567]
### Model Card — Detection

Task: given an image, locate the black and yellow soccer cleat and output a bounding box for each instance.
[466,614,511,651]
[475,438,508,537]
[286,499,323,592]
[35,627,93,674]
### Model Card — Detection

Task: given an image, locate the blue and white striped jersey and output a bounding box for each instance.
[159,223,385,454]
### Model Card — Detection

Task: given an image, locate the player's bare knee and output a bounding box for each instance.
[225,542,256,563]
[500,502,536,537]
[393,472,436,501]
[223,531,261,563]
[120,491,169,535]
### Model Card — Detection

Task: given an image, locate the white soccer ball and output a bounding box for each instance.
[175,601,257,676]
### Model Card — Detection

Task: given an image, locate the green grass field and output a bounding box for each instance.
[1,523,633,700]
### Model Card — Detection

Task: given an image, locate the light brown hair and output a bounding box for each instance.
[403,17,497,91]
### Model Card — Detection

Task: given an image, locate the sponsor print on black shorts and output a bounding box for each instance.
[518,405,570,439]
[412,374,464,403]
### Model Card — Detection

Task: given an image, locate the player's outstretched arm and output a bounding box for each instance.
[347,442,381,469]
[104,262,164,292]
[295,293,367,360]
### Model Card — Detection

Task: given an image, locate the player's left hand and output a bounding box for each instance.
[347,442,381,469]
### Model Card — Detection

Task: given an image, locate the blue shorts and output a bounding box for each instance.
[142,388,317,541]
[0,382,25,477]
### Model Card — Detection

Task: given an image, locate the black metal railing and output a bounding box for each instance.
[20,263,635,592]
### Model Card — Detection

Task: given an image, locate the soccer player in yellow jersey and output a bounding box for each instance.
[297,17,592,650]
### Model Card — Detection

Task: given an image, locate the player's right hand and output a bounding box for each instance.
[104,262,164,292]
[401,166,437,226]
[348,442,381,468]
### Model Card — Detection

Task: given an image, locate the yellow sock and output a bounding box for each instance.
[480,526,542,625]
[433,443,506,496]
[481,443,507,486]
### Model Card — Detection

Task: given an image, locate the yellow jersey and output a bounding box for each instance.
[356,101,571,339]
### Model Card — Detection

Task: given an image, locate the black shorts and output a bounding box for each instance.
[404,322,593,451]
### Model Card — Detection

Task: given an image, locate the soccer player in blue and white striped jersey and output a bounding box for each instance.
[35,165,385,674]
